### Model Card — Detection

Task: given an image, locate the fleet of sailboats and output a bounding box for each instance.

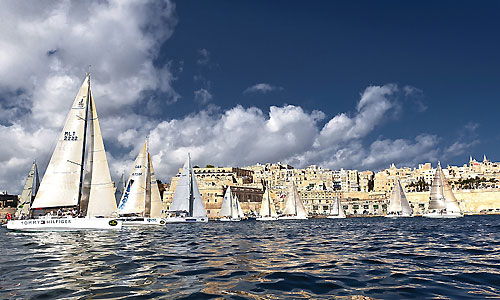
[7,74,122,231]
[165,154,208,223]
[327,195,346,219]
[278,181,308,220]
[117,139,165,226]
[257,184,278,221]
[219,186,245,221]
[423,162,463,218]
[385,177,413,218]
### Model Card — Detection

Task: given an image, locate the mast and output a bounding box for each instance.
[188,153,194,217]
[293,182,297,216]
[77,73,91,213]
[267,181,271,217]
[144,138,152,217]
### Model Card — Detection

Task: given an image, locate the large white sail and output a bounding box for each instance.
[15,162,39,218]
[149,154,163,218]
[118,142,148,215]
[170,156,191,212]
[428,163,446,210]
[235,195,244,219]
[85,95,118,217]
[260,187,278,217]
[282,182,308,217]
[387,177,412,215]
[220,186,233,217]
[442,170,461,213]
[32,77,90,209]
[191,166,207,218]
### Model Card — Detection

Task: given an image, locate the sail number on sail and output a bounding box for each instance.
[64,131,78,141]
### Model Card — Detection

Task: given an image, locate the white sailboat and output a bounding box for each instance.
[424,162,463,218]
[7,74,122,231]
[14,162,40,220]
[385,177,413,218]
[165,154,208,223]
[257,184,278,221]
[219,186,243,221]
[278,181,309,220]
[117,139,165,226]
[327,195,346,219]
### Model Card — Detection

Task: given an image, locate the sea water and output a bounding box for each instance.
[1,216,499,299]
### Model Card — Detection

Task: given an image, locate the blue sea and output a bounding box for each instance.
[1,216,500,299]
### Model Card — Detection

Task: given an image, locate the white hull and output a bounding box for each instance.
[6,217,122,231]
[118,217,166,226]
[423,211,463,218]
[220,217,241,222]
[384,213,413,218]
[278,215,308,220]
[327,215,346,219]
[256,216,278,221]
[164,216,208,223]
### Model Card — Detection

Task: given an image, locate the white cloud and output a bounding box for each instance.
[197,48,210,65]
[194,88,213,104]
[243,83,284,94]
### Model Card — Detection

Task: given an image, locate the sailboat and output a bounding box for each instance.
[219,186,244,221]
[14,162,40,220]
[385,177,413,218]
[7,74,122,231]
[257,184,278,221]
[327,195,346,219]
[117,139,165,226]
[423,162,463,218]
[165,154,208,223]
[278,181,309,220]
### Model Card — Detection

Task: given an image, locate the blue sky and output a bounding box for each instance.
[0,0,499,191]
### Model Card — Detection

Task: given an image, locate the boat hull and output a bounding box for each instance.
[256,216,278,221]
[384,214,413,218]
[6,217,122,231]
[423,211,463,218]
[278,216,308,220]
[164,216,208,223]
[118,217,166,226]
[220,217,241,222]
[326,215,346,219]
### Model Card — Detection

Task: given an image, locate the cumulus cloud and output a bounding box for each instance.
[194,88,213,104]
[0,0,178,191]
[243,83,284,94]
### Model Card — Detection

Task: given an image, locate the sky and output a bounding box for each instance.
[0,0,499,193]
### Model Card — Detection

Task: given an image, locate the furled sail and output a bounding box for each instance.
[260,186,278,217]
[118,142,148,215]
[428,163,446,210]
[282,181,307,217]
[15,162,39,218]
[31,77,90,209]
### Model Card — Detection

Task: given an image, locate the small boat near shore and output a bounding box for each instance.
[278,181,309,220]
[385,177,413,218]
[257,184,278,221]
[165,154,208,223]
[327,195,346,219]
[423,162,463,218]
[219,186,244,221]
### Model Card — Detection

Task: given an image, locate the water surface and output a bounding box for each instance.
[1,216,499,299]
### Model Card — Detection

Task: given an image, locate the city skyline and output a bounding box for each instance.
[1,0,499,193]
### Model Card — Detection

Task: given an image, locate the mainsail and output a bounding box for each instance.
[428,163,447,210]
[15,162,40,218]
[282,181,308,218]
[387,177,412,215]
[259,186,278,217]
[169,154,207,218]
[30,74,118,217]
[329,195,346,217]
[220,186,234,218]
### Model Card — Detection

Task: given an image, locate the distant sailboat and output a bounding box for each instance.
[257,184,278,221]
[278,181,308,220]
[385,177,413,218]
[14,162,40,220]
[165,154,208,223]
[424,162,463,218]
[7,74,122,231]
[220,186,244,221]
[327,195,346,219]
[117,139,165,226]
